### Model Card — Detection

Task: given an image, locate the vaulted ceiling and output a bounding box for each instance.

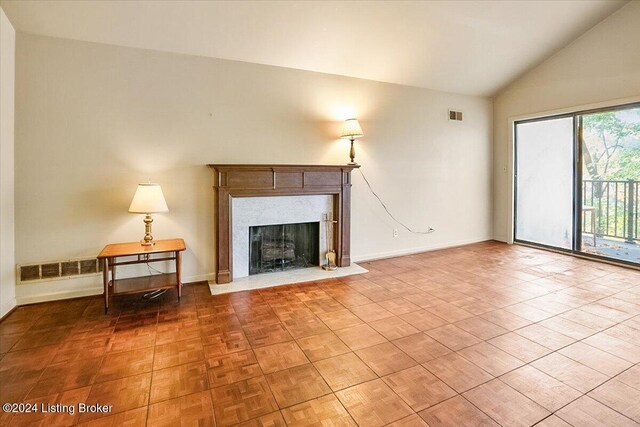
[0,0,627,96]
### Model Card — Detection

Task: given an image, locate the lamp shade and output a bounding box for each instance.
[340,118,364,139]
[128,183,169,214]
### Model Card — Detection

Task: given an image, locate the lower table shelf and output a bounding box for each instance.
[110,273,178,295]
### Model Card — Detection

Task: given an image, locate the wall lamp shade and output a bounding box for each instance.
[340,118,364,165]
[128,183,169,214]
[129,183,168,246]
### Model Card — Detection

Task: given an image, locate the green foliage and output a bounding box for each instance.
[582,108,640,181]
[583,110,640,141]
[610,147,640,180]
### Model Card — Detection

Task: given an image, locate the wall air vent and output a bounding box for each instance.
[448,110,463,121]
[18,257,102,284]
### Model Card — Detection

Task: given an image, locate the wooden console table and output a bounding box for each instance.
[97,238,185,312]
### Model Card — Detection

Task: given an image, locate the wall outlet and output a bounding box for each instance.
[393,228,399,238]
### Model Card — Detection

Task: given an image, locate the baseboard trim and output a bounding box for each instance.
[0,299,17,321]
[352,237,493,263]
[183,273,216,283]
[492,234,509,243]
[16,287,103,306]
[13,239,492,304]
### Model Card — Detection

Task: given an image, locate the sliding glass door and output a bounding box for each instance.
[580,107,640,264]
[515,116,574,250]
[514,103,640,266]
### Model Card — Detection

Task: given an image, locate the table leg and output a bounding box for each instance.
[176,251,182,301]
[103,257,109,313]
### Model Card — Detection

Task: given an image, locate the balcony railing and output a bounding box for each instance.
[582,179,639,242]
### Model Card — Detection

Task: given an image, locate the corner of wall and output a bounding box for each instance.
[491,2,640,246]
[0,7,17,318]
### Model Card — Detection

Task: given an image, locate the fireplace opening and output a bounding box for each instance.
[249,222,320,275]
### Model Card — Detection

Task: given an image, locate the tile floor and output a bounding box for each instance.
[0,241,639,426]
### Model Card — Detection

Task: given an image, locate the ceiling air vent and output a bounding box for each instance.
[448,110,463,121]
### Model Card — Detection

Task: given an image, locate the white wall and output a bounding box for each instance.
[0,7,16,317]
[14,34,492,303]
[493,1,640,242]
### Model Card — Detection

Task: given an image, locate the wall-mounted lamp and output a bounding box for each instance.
[340,118,364,165]
[128,182,169,246]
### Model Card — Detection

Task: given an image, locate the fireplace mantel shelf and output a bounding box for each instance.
[208,164,361,169]
[208,164,359,284]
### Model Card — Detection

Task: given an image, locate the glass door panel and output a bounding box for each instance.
[515,117,574,249]
[580,107,640,264]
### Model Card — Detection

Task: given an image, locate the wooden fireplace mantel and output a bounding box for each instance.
[208,164,360,284]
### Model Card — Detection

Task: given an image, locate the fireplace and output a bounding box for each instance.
[249,222,320,275]
[208,164,359,284]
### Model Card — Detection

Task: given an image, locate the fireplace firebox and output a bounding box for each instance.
[249,222,320,275]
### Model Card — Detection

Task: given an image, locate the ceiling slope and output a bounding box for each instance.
[0,0,627,96]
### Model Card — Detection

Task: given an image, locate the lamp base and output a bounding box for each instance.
[347,161,359,166]
[348,138,357,165]
[141,213,155,246]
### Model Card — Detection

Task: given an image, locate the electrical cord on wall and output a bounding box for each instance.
[357,167,435,235]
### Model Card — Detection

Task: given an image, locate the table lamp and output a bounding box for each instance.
[128,183,169,246]
[340,118,364,165]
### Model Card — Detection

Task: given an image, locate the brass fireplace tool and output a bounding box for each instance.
[323,213,338,271]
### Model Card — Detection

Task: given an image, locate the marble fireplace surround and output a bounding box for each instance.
[231,195,332,278]
[208,164,359,284]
